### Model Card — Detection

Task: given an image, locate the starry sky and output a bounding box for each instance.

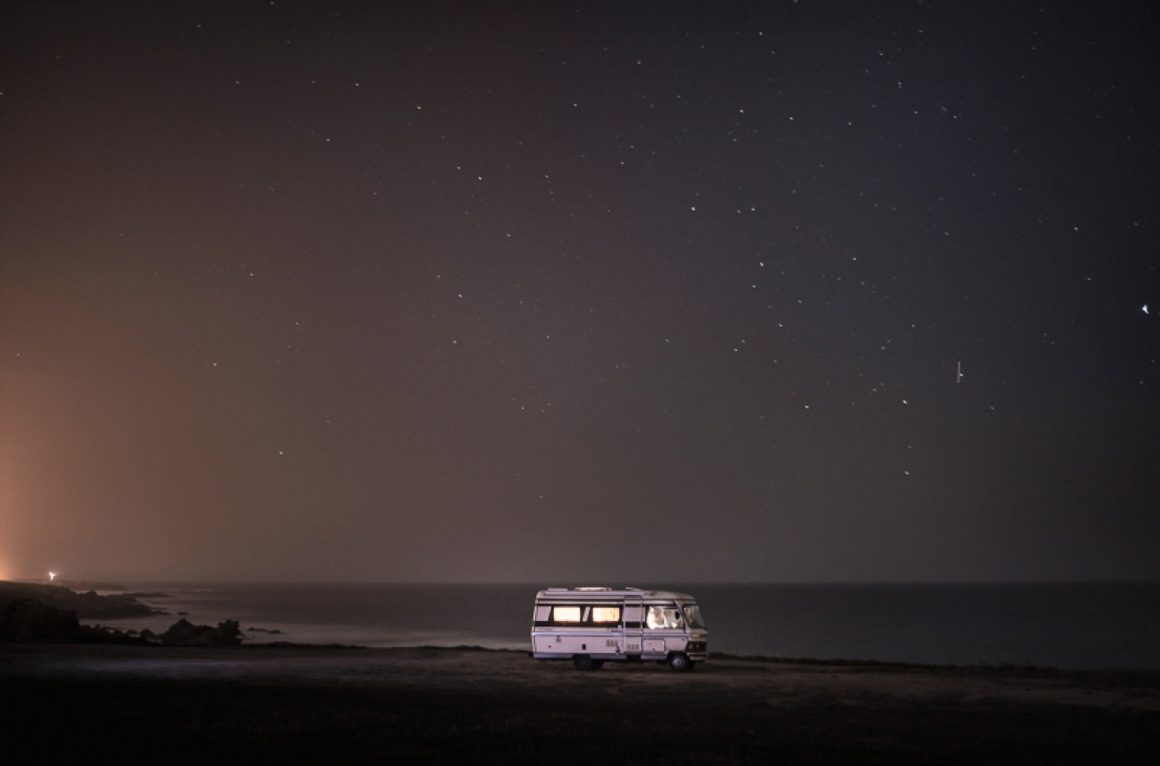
[1,1,1157,584]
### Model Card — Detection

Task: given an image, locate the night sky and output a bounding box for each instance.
[1,1,1157,583]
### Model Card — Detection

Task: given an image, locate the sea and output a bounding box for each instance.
[94,582,1160,671]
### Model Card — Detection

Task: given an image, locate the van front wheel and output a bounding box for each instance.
[573,655,603,671]
[667,652,693,672]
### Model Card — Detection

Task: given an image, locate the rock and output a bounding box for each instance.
[160,618,244,647]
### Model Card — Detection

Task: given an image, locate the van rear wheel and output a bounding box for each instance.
[667,652,693,671]
[573,655,603,671]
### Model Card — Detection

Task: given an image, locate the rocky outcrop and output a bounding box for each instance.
[159,618,244,646]
[0,582,165,619]
[70,589,166,619]
[1,583,248,647]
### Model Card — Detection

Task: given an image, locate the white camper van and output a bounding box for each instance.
[530,587,708,671]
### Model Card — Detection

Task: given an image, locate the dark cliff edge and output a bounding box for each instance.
[0,581,239,646]
[0,581,165,619]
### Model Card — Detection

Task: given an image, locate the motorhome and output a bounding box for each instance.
[530,587,708,670]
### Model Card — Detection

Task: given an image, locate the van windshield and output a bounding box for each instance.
[682,604,706,629]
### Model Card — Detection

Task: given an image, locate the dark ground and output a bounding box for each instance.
[3,644,1158,764]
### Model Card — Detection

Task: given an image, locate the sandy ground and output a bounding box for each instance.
[3,644,1158,763]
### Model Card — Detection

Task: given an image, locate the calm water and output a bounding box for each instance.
[98,582,1160,670]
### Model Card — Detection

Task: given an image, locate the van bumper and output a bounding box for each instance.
[685,640,709,662]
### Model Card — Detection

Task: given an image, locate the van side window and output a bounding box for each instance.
[591,607,620,623]
[548,605,622,625]
[552,606,581,623]
[645,606,684,629]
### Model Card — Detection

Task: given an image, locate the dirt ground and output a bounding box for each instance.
[3,644,1158,763]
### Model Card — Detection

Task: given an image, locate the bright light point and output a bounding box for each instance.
[1144,304,1150,315]
[48,571,57,582]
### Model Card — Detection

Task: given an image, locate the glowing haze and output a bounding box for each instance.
[1,2,1158,583]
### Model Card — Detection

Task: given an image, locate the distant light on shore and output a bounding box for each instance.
[48,571,58,582]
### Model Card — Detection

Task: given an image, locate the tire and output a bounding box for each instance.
[573,655,603,671]
[667,652,692,672]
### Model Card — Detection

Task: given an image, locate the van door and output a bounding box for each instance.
[622,594,643,655]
